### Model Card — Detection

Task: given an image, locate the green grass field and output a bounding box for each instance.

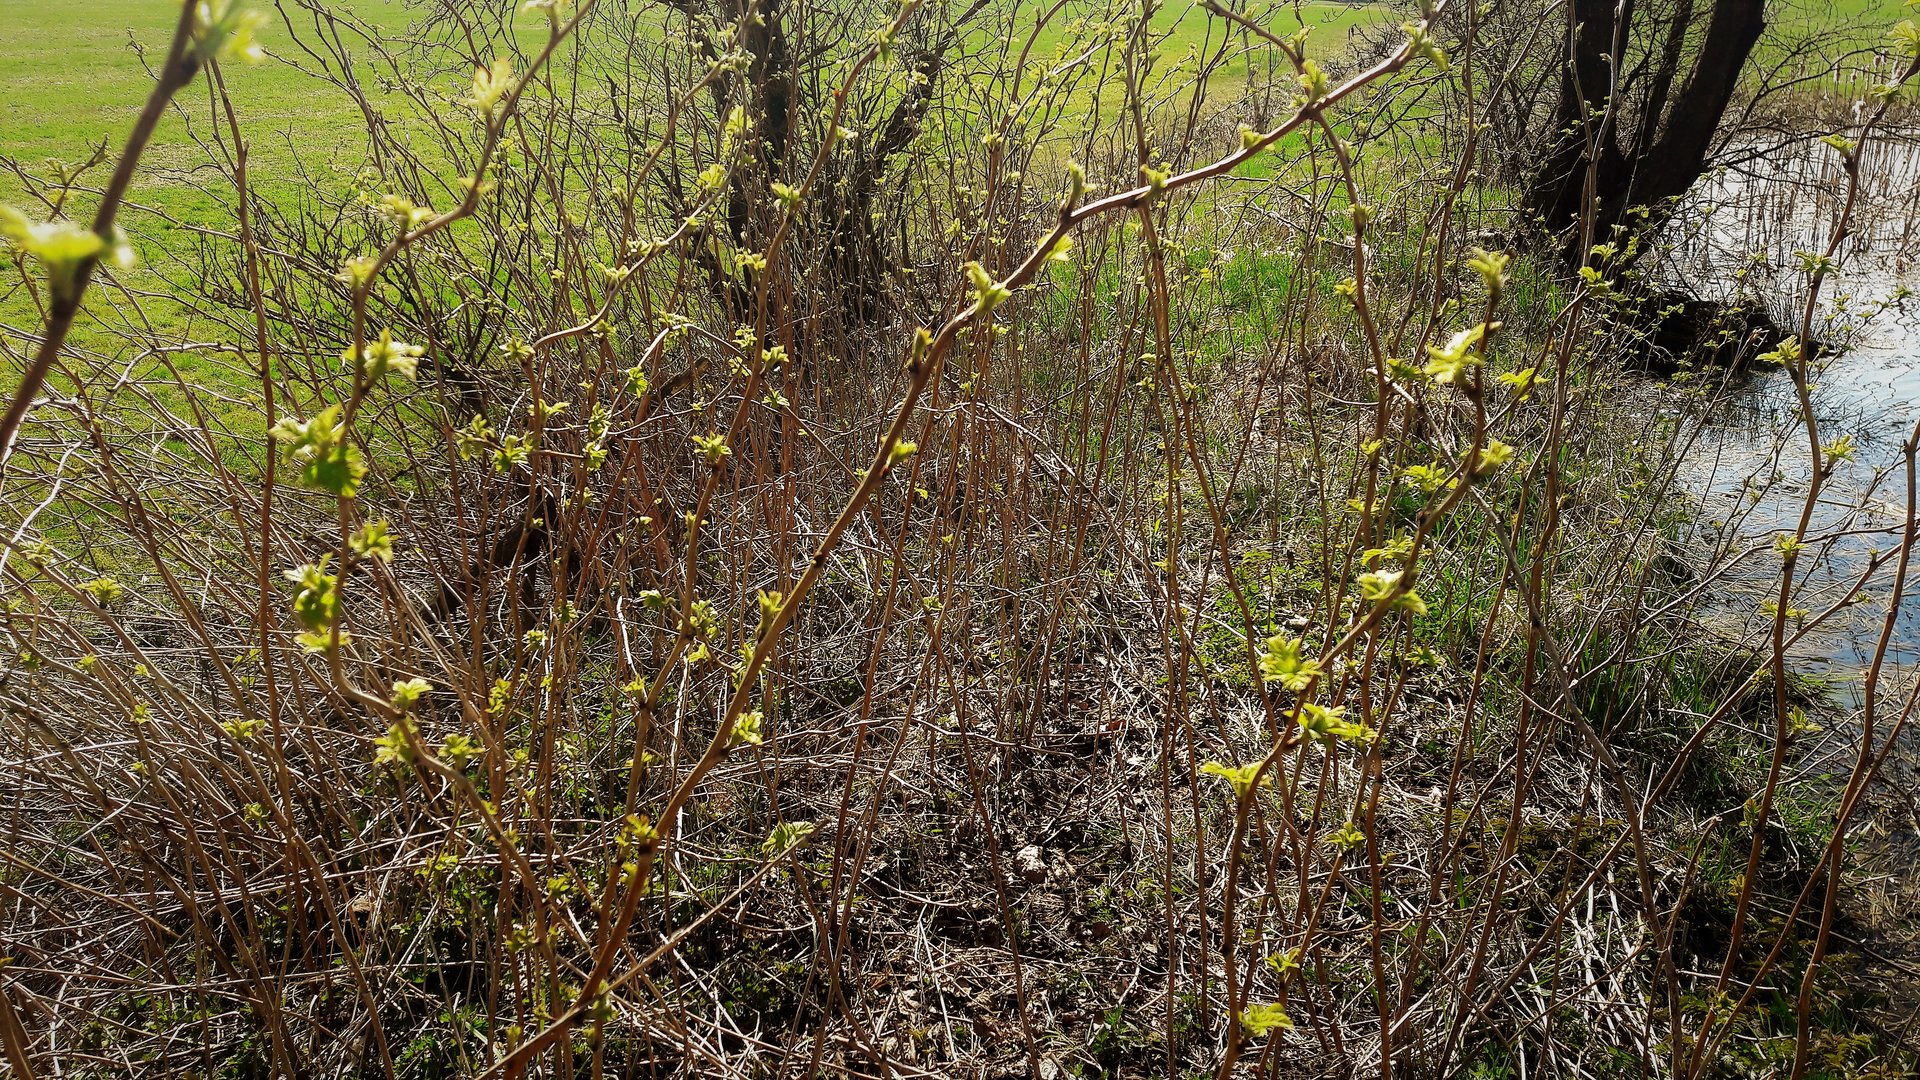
[1020,0,1389,112]
[1,0,1903,237]
[0,0,1902,373]
[0,0,1388,371]
[0,0,1381,218]
[0,0,427,433]
[0,0,413,211]
[0,0,417,392]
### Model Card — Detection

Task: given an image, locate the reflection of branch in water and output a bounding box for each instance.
[1657,135,1920,339]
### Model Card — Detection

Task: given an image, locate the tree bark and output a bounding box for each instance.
[1524,0,1766,260]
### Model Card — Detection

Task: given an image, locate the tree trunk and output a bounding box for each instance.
[1525,0,1766,261]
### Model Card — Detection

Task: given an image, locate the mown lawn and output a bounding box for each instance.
[0,0,1902,375]
[0,0,1387,219]
[0,0,413,203]
[0,0,1386,352]
[0,0,419,416]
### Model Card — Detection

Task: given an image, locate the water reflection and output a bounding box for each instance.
[1665,135,1920,678]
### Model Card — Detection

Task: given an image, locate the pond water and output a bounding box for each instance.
[1665,133,1920,677]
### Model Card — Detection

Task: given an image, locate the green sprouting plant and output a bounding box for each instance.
[1298,703,1376,746]
[0,208,136,304]
[1421,323,1491,384]
[284,560,342,653]
[269,407,365,497]
[391,678,431,710]
[1358,568,1429,616]
[761,821,815,856]
[1200,760,1270,800]
[1256,634,1321,691]
[1239,1002,1293,1037]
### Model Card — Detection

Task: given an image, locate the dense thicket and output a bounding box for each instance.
[2,1,1919,1077]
